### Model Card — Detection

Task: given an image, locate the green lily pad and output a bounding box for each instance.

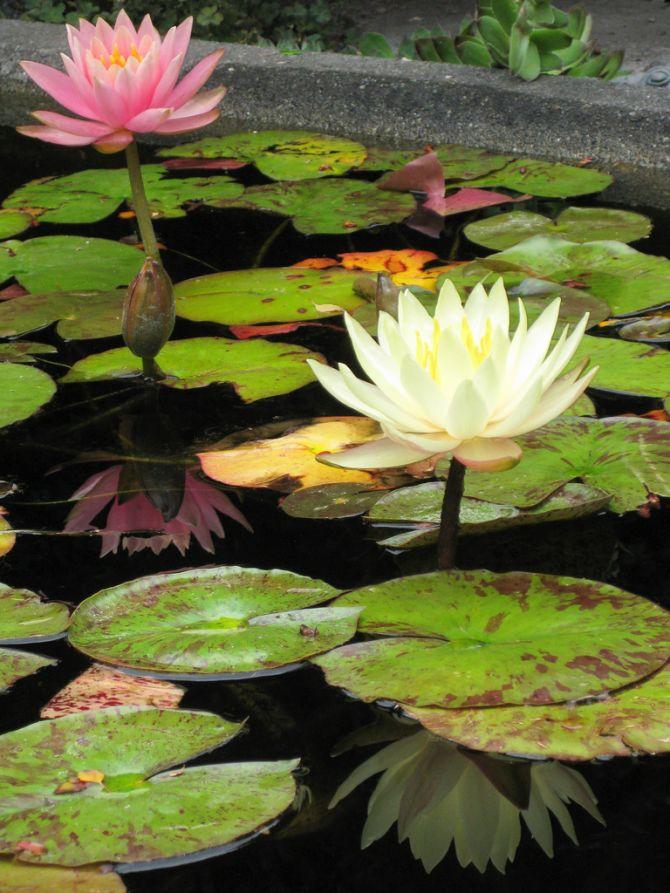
[368,482,610,550]
[60,337,323,402]
[0,364,55,429]
[68,566,357,679]
[158,131,367,180]
[468,158,613,198]
[0,647,55,693]
[461,417,670,513]
[619,316,670,344]
[0,706,299,867]
[0,290,124,340]
[464,207,651,251]
[0,583,69,644]
[356,145,510,180]
[0,210,31,239]
[3,166,243,224]
[281,483,383,520]
[175,266,364,326]
[0,237,143,293]
[405,662,670,762]
[477,236,670,317]
[0,860,127,892]
[572,335,670,399]
[313,569,670,708]
[209,179,416,235]
[0,340,57,363]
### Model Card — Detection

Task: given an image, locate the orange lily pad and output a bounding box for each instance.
[293,252,465,290]
[198,417,408,493]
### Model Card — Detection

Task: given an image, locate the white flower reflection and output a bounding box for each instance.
[331,727,604,874]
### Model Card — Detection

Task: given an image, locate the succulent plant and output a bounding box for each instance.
[359,1,623,82]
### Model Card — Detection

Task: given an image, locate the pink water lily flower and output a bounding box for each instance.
[64,465,251,556]
[18,10,225,153]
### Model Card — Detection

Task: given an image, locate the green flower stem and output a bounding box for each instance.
[437,456,466,570]
[125,141,160,262]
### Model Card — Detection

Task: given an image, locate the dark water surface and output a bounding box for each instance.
[1,131,670,893]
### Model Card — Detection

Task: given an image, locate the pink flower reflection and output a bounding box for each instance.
[64,465,251,556]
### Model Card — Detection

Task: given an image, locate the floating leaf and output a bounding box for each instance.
[0,707,298,867]
[619,315,670,344]
[357,145,510,180]
[175,267,364,326]
[3,166,243,224]
[368,482,610,550]
[468,158,613,197]
[0,210,31,239]
[571,335,670,399]
[405,662,670,762]
[314,570,670,708]
[0,648,55,693]
[0,237,143,293]
[0,511,15,558]
[158,131,367,180]
[0,860,127,892]
[209,179,415,235]
[0,290,124,340]
[281,482,383,520]
[0,341,57,363]
[41,665,184,719]
[461,417,670,512]
[60,337,323,402]
[68,566,356,679]
[465,207,651,250]
[0,584,69,645]
[199,417,408,493]
[0,364,55,429]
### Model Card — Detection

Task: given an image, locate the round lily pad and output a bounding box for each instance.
[175,266,364,326]
[60,337,323,402]
[281,483,383,520]
[0,706,298,868]
[3,165,243,224]
[357,145,510,180]
[0,340,57,363]
[0,647,55,693]
[0,583,69,644]
[367,482,610,550]
[0,364,55,429]
[468,158,613,198]
[0,860,126,892]
[0,210,31,239]
[0,237,143,293]
[68,566,357,679]
[313,570,670,709]
[571,334,670,399]
[464,207,651,251]
[461,417,670,513]
[210,179,416,235]
[0,290,124,340]
[158,130,367,180]
[404,662,670,762]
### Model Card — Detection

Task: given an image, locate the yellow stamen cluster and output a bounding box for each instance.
[415,319,442,379]
[461,317,492,366]
[99,43,143,69]
[415,317,494,381]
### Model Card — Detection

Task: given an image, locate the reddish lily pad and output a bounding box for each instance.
[313,570,670,709]
[404,662,670,762]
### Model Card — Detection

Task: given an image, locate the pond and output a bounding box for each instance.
[0,126,669,893]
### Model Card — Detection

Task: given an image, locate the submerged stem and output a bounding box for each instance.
[125,141,160,261]
[253,218,290,268]
[437,456,466,571]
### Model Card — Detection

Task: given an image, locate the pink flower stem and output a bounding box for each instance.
[437,456,466,570]
[125,140,160,262]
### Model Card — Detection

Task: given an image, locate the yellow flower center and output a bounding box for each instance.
[415,317,493,380]
[99,43,143,69]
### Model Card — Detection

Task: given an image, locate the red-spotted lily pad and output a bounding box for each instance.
[0,340,57,363]
[175,266,364,326]
[404,662,670,762]
[68,567,357,679]
[60,337,323,402]
[0,290,125,340]
[0,707,298,868]
[460,417,670,513]
[313,570,670,708]
[158,131,367,180]
[0,583,69,645]
[0,648,55,694]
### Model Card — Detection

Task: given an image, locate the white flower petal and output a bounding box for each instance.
[397,289,434,352]
[512,298,561,386]
[488,277,510,334]
[338,364,439,432]
[319,437,431,469]
[381,422,460,454]
[435,279,465,329]
[436,327,475,398]
[511,365,598,434]
[444,379,489,440]
[399,355,448,426]
[484,377,544,437]
[453,437,522,471]
[464,282,488,338]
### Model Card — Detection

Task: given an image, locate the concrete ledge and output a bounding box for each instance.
[1,20,670,207]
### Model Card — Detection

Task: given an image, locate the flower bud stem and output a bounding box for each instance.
[437,456,466,570]
[125,140,160,262]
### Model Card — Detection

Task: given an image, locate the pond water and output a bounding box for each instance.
[0,128,669,893]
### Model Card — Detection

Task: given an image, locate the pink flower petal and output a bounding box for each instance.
[125,106,172,132]
[381,151,445,208]
[60,53,97,111]
[151,52,185,107]
[168,86,226,120]
[114,10,138,43]
[153,108,220,135]
[167,49,224,109]
[138,14,160,45]
[21,60,95,117]
[92,76,127,126]
[430,187,527,217]
[172,17,194,64]
[32,110,111,137]
[93,129,133,153]
[17,125,97,146]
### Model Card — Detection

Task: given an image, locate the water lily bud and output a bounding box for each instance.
[122,258,175,360]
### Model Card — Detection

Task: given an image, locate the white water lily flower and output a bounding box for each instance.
[307,278,597,471]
